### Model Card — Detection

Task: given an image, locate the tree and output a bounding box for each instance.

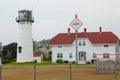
[2,42,17,64]
[48,51,52,61]
[33,40,39,52]
[33,39,51,60]
[38,39,51,58]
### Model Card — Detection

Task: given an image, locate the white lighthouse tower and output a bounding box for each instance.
[16,9,34,62]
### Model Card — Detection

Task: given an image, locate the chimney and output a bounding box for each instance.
[84,28,87,33]
[68,28,70,35]
[99,27,102,33]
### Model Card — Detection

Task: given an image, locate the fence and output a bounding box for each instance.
[95,54,120,74]
[1,65,120,80]
[95,61,120,73]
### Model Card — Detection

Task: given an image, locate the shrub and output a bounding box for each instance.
[86,61,91,64]
[2,58,11,64]
[32,60,37,63]
[64,60,69,63]
[56,59,63,63]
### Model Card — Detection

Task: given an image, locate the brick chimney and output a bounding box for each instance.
[84,28,87,33]
[99,27,102,33]
[68,28,70,35]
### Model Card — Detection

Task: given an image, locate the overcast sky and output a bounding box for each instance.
[0,0,120,45]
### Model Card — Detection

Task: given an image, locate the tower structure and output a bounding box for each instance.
[16,9,34,62]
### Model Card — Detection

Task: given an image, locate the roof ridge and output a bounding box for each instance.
[50,31,119,45]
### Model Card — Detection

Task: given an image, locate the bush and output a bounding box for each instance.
[86,61,91,64]
[64,60,69,63]
[56,59,63,63]
[32,60,37,63]
[2,58,11,64]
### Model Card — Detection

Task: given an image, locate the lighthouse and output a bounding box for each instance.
[16,9,34,62]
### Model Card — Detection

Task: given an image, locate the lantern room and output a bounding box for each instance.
[16,9,34,22]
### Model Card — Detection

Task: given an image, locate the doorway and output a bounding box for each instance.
[78,51,86,64]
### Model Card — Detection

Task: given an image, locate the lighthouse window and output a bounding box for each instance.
[18,46,22,53]
[27,11,31,19]
[19,13,24,20]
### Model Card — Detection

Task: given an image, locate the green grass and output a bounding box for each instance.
[2,61,94,67]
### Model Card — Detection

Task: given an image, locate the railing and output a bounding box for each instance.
[16,17,34,22]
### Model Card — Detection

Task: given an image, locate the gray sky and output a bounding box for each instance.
[0,0,120,45]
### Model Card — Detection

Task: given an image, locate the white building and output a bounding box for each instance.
[50,27,120,64]
[16,9,34,62]
[33,52,43,63]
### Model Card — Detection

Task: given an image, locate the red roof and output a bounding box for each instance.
[34,52,42,57]
[50,33,75,45]
[50,32,119,45]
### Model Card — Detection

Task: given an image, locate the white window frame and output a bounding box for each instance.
[93,53,96,59]
[69,53,72,58]
[57,53,63,58]
[83,41,86,46]
[79,41,81,46]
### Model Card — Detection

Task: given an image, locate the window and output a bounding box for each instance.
[79,41,81,46]
[103,53,109,59]
[69,53,72,58]
[116,45,119,53]
[18,46,22,53]
[83,41,86,46]
[79,41,86,46]
[57,53,63,58]
[93,53,96,58]
[58,46,62,48]
[104,45,109,47]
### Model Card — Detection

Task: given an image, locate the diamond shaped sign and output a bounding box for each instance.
[70,17,83,31]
